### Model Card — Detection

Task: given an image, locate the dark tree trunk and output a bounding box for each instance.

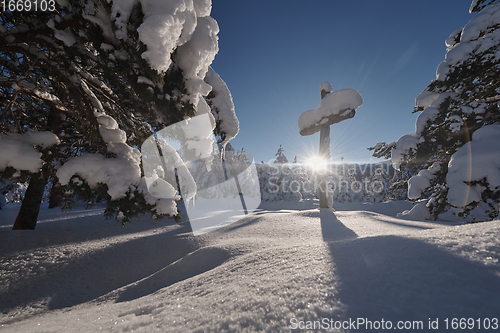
[48,176,63,209]
[46,107,64,209]
[12,167,50,230]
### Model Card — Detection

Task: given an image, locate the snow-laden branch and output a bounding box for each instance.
[0,132,60,173]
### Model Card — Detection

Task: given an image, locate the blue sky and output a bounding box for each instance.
[210,0,476,164]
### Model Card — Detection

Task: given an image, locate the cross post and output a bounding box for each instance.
[318,89,331,208]
[298,82,363,209]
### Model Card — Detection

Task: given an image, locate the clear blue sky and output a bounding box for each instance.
[210,0,477,164]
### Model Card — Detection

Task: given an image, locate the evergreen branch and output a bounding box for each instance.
[16,86,68,112]
[476,95,500,103]
[5,89,22,133]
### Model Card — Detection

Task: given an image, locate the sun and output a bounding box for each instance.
[305,155,328,172]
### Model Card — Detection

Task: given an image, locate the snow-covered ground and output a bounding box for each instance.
[1,200,499,332]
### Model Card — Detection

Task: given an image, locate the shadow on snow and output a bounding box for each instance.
[319,209,500,328]
[0,223,201,318]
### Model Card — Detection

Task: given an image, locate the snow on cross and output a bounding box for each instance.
[298,82,363,208]
[298,84,363,136]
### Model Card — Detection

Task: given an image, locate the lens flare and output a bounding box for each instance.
[305,155,328,172]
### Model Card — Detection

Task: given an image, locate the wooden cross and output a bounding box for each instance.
[299,82,361,208]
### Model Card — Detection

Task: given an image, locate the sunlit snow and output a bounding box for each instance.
[1,201,499,332]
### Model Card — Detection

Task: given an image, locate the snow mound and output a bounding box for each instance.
[397,200,432,220]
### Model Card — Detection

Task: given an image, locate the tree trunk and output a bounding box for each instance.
[12,168,49,230]
[48,175,63,209]
[47,107,64,209]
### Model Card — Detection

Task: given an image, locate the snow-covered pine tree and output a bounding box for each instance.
[257,162,304,202]
[257,163,276,201]
[280,163,301,201]
[390,0,500,220]
[368,142,396,160]
[368,142,414,201]
[273,145,288,164]
[267,145,289,200]
[1,1,232,229]
[386,166,415,201]
[470,0,499,12]
[294,163,314,199]
[257,146,304,202]
[344,165,362,202]
[329,164,349,203]
[365,164,391,203]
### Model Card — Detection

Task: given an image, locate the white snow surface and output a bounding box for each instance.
[415,107,439,135]
[391,132,419,171]
[204,67,239,146]
[110,0,220,112]
[298,89,363,133]
[137,76,154,86]
[0,132,60,173]
[53,28,76,47]
[445,27,463,49]
[57,114,142,201]
[469,0,481,13]
[177,15,219,108]
[397,200,432,220]
[1,200,499,332]
[116,0,199,71]
[320,81,333,94]
[447,124,500,212]
[407,162,441,200]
